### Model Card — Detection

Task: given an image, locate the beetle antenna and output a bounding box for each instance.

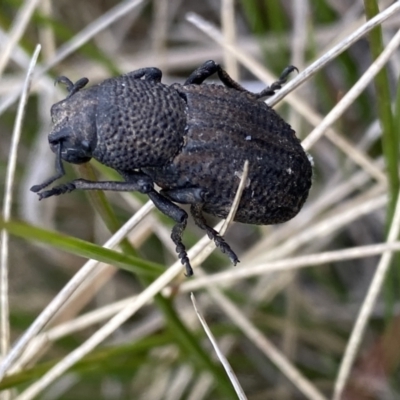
[30,142,66,193]
[55,76,89,98]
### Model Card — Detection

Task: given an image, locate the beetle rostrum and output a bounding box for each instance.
[31,60,312,276]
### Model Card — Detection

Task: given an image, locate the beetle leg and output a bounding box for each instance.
[147,191,193,277]
[185,61,297,99]
[34,173,154,200]
[30,142,66,193]
[185,60,251,93]
[255,65,298,99]
[190,204,239,266]
[184,60,220,85]
[184,60,247,92]
[126,67,162,82]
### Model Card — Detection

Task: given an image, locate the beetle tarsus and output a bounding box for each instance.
[190,204,239,266]
[172,221,193,277]
[37,182,77,200]
[255,65,298,98]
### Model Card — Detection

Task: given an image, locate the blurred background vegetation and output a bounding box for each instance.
[1,0,400,399]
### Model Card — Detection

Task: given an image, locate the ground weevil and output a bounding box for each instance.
[31,60,312,276]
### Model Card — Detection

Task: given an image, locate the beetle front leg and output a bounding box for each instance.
[34,173,154,200]
[147,191,193,276]
[190,203,239,266]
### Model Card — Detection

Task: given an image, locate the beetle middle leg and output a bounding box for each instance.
[190,203,239,266]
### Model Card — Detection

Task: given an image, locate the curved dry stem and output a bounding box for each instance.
[1,44,41,360]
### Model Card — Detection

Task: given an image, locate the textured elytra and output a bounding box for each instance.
[32,61,312,276]
[145,83,311,224]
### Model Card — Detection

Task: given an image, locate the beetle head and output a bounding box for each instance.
[31,76,102,195]
[49,77,98,165]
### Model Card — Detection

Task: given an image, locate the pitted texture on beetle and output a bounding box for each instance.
[145,83,311,224]
[51,75,188,173]
[92,76,187,172]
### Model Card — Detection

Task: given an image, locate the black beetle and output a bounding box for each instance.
[31,60,312,276]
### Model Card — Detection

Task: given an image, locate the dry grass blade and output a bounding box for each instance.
[333,189,400,398]
[41,0,145,73]
[184,241,400,291]
[13,230,220,400]
[0,201,155,381]
[302,27,400,150]
[267,1,400,105]
[221,0,239,79]
[205,287,328,400]
[0,0,41,77]
[0,0,146,116]
[190,293,247,400]
[221,160,249,235]
[186,12,386,185]
[13,160,251,398]
[0,44,41,358]
[25,239,400,346]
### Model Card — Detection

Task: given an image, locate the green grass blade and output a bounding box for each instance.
[0,218,163,277]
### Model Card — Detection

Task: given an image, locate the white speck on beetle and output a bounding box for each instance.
[286,168,293,174]
[245,135,252,141]
[234,170,251,188]
[307,153,314,166]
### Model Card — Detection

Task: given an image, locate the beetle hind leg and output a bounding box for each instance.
[147,191,193,276]
[255,65,298,99]
[190,204,239,266]
[184,60,247,93]
[185,60,297,100]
